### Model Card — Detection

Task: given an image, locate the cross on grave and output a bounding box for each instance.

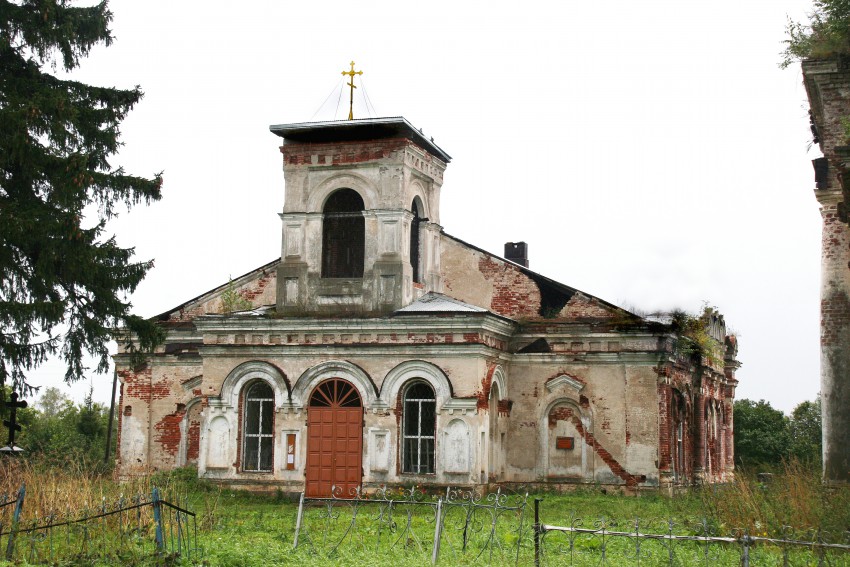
[0,393,27,455]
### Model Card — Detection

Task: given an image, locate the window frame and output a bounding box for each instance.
[401,381,436,474]
[321,188,365,278]
[410,199,422,284]
[242,381,275,473]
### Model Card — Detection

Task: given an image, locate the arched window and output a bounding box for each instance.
[402,382,436,474]
[243,381,274,472]
[672,391,687,483]
[322,189,365,278]
[410,198,422,284]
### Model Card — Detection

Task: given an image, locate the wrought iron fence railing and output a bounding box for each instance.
[0,484,198,564]
[531,498,850,566]
[293,485,530,565]
[292,488,850,566]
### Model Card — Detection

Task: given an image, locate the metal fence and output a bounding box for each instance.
[532,499,850,566]
[292,488,850,566]
[293,485,530,564]
[0,484,198,564]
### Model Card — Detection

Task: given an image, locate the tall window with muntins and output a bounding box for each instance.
[322,189,365,278]
[410,199,422,284]
[402,382,436,474]
[243,381,274,472]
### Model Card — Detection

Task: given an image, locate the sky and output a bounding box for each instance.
[26,0,823,414]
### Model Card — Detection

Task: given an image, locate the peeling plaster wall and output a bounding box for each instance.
[503,361,658,487]
[114,126,738,492]
[163,265,278,322]
[116,312,737,491]
[441,236,541,319]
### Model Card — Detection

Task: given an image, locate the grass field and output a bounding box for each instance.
[0,460,846,565]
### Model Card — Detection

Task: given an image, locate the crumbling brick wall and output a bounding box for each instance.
[440,237,542,319]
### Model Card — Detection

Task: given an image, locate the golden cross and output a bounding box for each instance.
[341,61,363,120]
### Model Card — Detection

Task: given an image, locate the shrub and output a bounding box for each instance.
[782,0,850,67]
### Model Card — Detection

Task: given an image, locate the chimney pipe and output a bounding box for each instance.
[504,242,528,268]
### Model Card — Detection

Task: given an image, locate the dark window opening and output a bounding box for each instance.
[410,199,422,284]
[243,381,274,472]
[402,382,436,474]
[322,189,365,278]
[672,391,687,484]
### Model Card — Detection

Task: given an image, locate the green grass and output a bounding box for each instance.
[0,463,848,565]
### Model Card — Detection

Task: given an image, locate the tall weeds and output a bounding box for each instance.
[701,459,850,535]
[0,457,204,520]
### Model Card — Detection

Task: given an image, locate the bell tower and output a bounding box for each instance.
[270,117,451,316]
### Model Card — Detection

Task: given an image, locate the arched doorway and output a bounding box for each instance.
[305,378,363,497]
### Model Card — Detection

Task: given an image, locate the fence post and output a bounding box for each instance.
[534,498,542,567]
[293,492,305,549]
[152,487,164,552]
[4,484,25,561]
[431,497,443,565]
[741,532,750,567]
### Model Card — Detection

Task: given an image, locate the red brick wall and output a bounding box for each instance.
[167,269,276,322]
[476,257,541,318]
[559,294,615,318]
[282,139,411,166]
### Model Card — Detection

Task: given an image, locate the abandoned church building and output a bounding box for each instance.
[114,117,739,495]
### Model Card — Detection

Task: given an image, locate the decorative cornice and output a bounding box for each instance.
[440,398,478,415]
[545,374,585,394]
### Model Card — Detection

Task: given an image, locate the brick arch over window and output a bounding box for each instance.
[219,361,290,409]
[408,181,431,220]
[490,365,507,400]
[379,360,453,411]
[306,173,379,212]
[322,188,365,278]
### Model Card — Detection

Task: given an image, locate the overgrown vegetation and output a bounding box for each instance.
[702,459,850,535]
[782,0,850,67]
[10,386,117,473]
[0,461,842,565]
[220,277,253,314]
[670,305,725,367]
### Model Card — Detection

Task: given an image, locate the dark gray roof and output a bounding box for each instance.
[269,117,451,163]
[396,292,488,314]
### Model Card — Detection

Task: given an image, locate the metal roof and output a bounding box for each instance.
[268,117,451,163]
[396,292,488,314]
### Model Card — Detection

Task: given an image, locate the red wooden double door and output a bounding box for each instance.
[305,379,363,498]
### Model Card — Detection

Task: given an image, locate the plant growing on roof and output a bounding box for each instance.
[670,305,725,368]
[220,278,253,314]
[782,0,850,67]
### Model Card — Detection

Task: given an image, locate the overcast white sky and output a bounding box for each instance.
[27,0,823,414]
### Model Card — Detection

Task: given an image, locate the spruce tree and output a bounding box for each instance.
[0,0,163,393]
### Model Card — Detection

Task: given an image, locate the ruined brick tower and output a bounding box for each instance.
[803,58,850,485]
